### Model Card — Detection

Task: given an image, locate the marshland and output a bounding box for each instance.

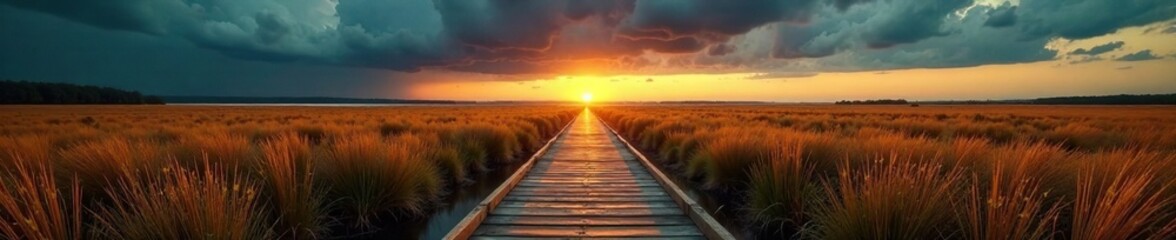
[0,105,578,239]
[3,104,1174,239]
[596,105,1176,239]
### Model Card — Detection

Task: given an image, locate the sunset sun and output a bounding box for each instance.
[581,92,593,103]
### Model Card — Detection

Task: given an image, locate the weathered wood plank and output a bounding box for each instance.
[490,207,685,217]
[503,196,673,202]
[496,201,679,209]
[482,215,695,226]
[518,179,658,184]
[510,186,665,193]
[507,191,667,197]
[472,237,705,240]
[515,182,662,188]
[473,225,703,237]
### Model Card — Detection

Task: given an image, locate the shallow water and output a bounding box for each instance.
[360,162,524,240]
[655,163,758,239]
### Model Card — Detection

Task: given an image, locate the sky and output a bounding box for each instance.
[1,0,1174,102]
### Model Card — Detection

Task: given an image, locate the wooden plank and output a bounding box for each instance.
[472,237,705,240]
[519,179,658,184]
[525,173,650,177]
[473,225,703,238]
[510,187,667,194]
[522,176,654,181]
[503,196,673,202]
[599,118,737,240]
[482,215,695,226]
[515,182,662,188]
[490,207,685,217]
[496,201,679,209]
[506,191,667,197]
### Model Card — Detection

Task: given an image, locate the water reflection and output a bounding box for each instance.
[365,162,523,240]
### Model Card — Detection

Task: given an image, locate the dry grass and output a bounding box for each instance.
[811,155,965,239]
[0,156,83,240]
[0,105,578,238]
[596,105,1176,239]
[748,140,814,236]
[91,159,272,239]
[257,133,327,238]
[1072,149,1176,240]
[321,133,441,227]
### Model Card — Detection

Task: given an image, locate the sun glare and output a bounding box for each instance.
[581,92,593,103]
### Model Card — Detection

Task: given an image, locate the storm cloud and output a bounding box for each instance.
[2,0,1174,76]
[1070,41,1125,56]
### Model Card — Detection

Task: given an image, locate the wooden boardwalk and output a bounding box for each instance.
[446,110,733,240]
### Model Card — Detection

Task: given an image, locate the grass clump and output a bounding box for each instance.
[686,130,774,189]
[0,156,84,240]
[320,133,441,227]
[257,133,328,238]
[810,155,964,239]
[748,141,815,236]
[91,160,273,239]
[1072,149,1176,240]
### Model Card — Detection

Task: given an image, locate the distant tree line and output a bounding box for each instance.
[0,80,164,104]
[1030,94,1176,105]
[834,99,909,105]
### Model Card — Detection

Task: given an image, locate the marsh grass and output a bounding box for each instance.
[595,105,1176,239]
[962,148,1063,240]
[257,133,329,238]
[687,130,773,189]
[321,133,441,228]
[1072,149,1176,240]
[811,155,965,239]
[91,159,273,239]
[748,141,815,236]
[56,138,165,198]
[0,156,83,240]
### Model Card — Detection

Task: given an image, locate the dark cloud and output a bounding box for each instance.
[707,43,736,56]
[745,72,818,80]
[859,0,972,48]
[620,0,817,39]
[1069,41,1124,56]
[1016,0,1176,39]
[645,78,654,82]
[1117,50,1162,61]
[0,0,1173,77]
[983,4,1017,28]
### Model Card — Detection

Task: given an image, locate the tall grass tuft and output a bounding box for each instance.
[257,133,328,238]
[453,124,521,164]
[92,159,273,239]
[320,133,441,227]
[56,138,163,195]
[0,135,54,171]
[811,155,965,239]
[174,132,254,171]
[0,156,84,240]
[687,130,773,189]
[962,146,1062,240]
[1072,149,1176,240]
[748,140,814,235]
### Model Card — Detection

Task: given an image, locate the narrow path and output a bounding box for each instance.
[465,110,709,239]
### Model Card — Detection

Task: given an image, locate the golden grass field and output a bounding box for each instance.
[2,104,1175,239]
[0,105,578,239]
[596,105,1176,239]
